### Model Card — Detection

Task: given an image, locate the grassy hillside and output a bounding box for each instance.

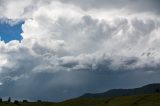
[0,93,160,106]
[55,93,160,106]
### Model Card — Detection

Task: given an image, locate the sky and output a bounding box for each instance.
[0,20,23,43]
[0,0,160,102]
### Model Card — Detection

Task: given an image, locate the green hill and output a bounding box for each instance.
[55,93,160,106]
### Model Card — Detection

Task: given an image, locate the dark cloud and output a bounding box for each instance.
[1,69,160,101]
[60,0,160,15]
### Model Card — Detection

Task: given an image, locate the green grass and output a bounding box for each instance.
[0,93,160,106]
[55,93,160,106]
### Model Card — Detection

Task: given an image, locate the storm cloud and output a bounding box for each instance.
[0,0,160,101]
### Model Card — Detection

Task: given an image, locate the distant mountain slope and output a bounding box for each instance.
[80,83,160,98]
[58,93,160,106]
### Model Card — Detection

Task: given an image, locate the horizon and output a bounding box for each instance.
[0,0,160,102]
[0,82,160,102]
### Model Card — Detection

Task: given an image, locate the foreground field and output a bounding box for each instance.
[0,93,160,106]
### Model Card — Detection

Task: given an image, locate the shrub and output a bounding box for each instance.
[23,100,28,103]
[14,100,20,105]
[0,98,2,102]
[156,89,160,93]
[37,100,42,102]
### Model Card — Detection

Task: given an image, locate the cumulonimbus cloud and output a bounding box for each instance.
[0,0,160,101]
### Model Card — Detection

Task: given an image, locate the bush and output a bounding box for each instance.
[14,100,20,105]
[37,100,42,102]
[156,89,160,93]
[23,100,28,103]
[0,98,2,102]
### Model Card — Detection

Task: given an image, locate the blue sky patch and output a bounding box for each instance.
[0,20,24,43]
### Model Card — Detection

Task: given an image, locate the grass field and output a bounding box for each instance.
[0,93,160,106]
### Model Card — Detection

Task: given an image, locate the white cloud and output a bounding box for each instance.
[0,0,160,77]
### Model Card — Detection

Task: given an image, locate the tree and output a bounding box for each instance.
[8,97,11,102]
[156,89,160,93]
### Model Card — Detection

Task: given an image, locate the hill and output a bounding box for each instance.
[80,83,160,98]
